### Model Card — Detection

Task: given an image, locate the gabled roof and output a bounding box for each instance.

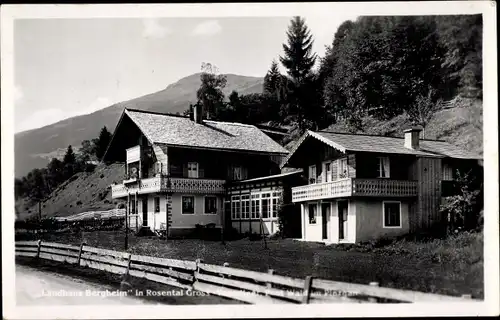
[282,130,481,168]
[124,109,288,155]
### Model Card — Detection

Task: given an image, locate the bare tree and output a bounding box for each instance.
[406,88,442,138]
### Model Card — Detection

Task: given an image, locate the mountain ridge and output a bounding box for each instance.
[15,73,264,177]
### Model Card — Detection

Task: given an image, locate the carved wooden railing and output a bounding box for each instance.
[292,179,418,202]
[111,177,226,198]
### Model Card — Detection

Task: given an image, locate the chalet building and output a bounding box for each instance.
[281,128,482,244]
[103,107,289,237]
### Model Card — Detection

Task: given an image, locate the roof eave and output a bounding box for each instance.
[156,142,288,156]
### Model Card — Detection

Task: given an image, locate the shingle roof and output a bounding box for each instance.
[282,130,481,168]
[125,109,288,155]
[313,131,481,159]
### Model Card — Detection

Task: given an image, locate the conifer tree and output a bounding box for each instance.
[279,16,317,131]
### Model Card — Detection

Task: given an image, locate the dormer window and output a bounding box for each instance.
[187,162,199,178]
[377,157,390,178]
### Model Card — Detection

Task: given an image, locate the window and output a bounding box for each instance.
[272,198,279,218]
[232,166,248,180]
[204,196,217,214]
[261,194,271,219]
[251,194,260,219]
[187,162,198,178]
[231,196,240,219]
[443,163,453,181]
[130,199,136,215]
[338,158,348,179]
[182,196,195,214]
[308,165,317,184]
[154,197,160,213]
[377,157,390,178]
[308,204,317,224]
[241,195,250,219]
[324,162,332,182]
[383,202,401,228]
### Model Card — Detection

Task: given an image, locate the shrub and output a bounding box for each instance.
[100,174,105,179]
[440,169,483,234]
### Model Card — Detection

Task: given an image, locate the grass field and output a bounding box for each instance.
[34,230,484,299]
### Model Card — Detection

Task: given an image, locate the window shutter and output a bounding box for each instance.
[198,162,205,178]
[383,157,390,178]
[183,163,188,177]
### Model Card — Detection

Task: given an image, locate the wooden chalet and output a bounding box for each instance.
[103,106,288,237]
[281,128,482,243]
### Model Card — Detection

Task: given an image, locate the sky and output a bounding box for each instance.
[14,15,358,133]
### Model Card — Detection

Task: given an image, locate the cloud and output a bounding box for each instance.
[191,20,222,36]
[142,18,172,39]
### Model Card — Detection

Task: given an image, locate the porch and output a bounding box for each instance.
[111,176,226,198]
[291,178,418,203]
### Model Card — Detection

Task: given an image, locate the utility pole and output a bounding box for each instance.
[125,193,129,250]
[38,200,42,239]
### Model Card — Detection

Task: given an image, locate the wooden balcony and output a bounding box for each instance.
[291,178,418,202]
[111,176,226,198]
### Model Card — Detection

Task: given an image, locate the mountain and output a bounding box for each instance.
[14,73,264,177]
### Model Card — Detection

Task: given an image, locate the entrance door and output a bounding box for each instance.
[142,199,148,226]
[321,203,330,240]
[338,201,348,240]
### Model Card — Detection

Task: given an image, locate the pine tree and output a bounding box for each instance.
[279,16,317,131]
[280,17,317,84]
[263,60,282,97]
[95,126,112,161]
[63,145,76,165]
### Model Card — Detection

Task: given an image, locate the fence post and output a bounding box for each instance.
[302,276,313,304]
[36,240,42,259]
[120,253,133,292]
[368,282,379,302]
[222,262,230,279]
[266,269,274,296]
[77,242,86,266]
[195,258,203,282]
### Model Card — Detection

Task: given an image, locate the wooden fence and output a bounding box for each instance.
[15,240,477,304]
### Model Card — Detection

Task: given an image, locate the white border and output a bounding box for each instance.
[2,1,498,319]
[382,201,402,228]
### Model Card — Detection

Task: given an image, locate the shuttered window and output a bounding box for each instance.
[383,202,401,227]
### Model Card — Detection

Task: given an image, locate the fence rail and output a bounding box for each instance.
[15,240,477,304]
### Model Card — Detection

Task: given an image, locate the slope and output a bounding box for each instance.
[319,97,483,157]
[16,163,126,220]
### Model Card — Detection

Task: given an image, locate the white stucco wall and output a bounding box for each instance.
[170,194,223,229]
[134,193,223,231]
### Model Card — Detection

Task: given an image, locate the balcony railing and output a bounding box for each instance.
[291,178,418,202]
[111,176,226,198]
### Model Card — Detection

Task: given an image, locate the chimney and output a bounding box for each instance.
[404,127,422,150]
[193,104,203,124]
